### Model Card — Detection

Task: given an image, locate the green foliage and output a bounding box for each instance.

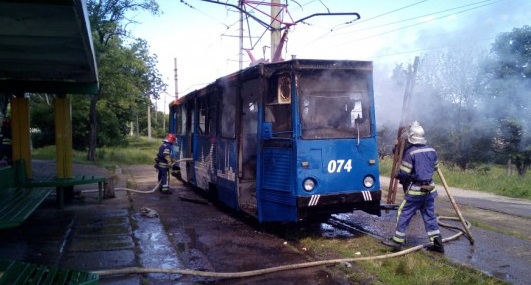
[378,25,531,174]
[376,123,395,158]
[379,157,531,200]
[32,137,160,167]
[29,97,55,148]
[83,0,165,160]
[485,25,531,175]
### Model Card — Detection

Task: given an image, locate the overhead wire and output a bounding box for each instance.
[372,36,496,59]
[297,0,503,56]
[304,0,429,46]
[332,0,501,48]
[179,0,231,29]
[333,0,496,36]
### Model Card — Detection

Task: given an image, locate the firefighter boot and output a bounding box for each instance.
[382,238,404,252]
[427,235,444,253]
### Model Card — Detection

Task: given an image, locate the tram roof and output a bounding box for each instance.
[237,59,373,79]
[0,0,98,94]
[169,59,373,107]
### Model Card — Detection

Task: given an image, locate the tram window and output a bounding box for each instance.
[299,71,372,139]
[180,107,187,135]
[221,88,236,138]
[265,74,293,137]
[175,106,185,135]
[208,107,217,134]
[198,108,206,134]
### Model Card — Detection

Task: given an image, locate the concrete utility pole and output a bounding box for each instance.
[271,0,281,61]
[174,58,178,99]
[147,100,151,139]
[239,1,244,70]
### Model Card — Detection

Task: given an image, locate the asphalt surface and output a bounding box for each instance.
[0,162,529,284]
[0,161,350,285]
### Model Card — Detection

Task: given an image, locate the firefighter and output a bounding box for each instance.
[156,133,176,194]
[382,121,444,253]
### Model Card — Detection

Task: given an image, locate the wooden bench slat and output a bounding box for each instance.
[0,188,52,228]
[0,259,99,285]
[1,160,107,229]
[30,265,50,285]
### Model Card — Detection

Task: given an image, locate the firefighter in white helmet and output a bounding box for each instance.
[383,121,444,253]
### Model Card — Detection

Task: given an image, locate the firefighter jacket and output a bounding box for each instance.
[157,142,173,168]
[397,144,439,186]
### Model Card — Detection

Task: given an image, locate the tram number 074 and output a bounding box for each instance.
[327,159,353,173]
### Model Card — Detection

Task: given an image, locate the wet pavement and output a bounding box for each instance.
[0,161,349,284]
[0,162,529,284]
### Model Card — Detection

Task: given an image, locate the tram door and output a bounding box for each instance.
[238,79,259,217]
[180,101,193,183]
[258,73,296,221]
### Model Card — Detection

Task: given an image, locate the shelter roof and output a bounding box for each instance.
[0,0,98,94]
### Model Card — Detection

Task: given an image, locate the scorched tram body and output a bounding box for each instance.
[168,59,381,222]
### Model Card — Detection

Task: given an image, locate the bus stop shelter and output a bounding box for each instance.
[0,0,99,179]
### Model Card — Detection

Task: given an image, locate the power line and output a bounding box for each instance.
[300,0,429,47]
[372,36,495,59]
[297,0,501,54]
[333,1,500,48]
[334,0,495,37]
[179,0,232,29]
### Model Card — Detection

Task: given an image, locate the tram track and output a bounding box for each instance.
[325,215,382,240]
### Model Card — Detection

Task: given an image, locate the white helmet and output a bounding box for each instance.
[407,121,427,144]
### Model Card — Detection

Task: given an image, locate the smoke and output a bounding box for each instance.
[370,1,531,164]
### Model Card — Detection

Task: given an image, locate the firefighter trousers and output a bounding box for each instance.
[392,190,441,244]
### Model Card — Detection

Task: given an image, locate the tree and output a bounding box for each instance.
[130,39,167,140]
[86,0,161,161]
[487,25,531,176]
[413,48,494,170]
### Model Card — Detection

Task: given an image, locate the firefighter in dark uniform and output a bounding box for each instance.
[383,121,445,253]
[157,133,175,194]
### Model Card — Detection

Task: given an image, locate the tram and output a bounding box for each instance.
[168,59,381,222]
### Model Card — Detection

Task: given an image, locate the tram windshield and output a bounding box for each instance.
[299,70,372,139]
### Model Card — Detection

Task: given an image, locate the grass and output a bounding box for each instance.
[379,157,531,200]
[32,136,160,169]
[298,234,508,284]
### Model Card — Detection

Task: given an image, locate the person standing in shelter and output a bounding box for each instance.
[157,133,176,194]
[383,121,444,253]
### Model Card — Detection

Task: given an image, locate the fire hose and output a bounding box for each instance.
[81,158,195,195]
[93,216,471,279]
[89,158,474,279]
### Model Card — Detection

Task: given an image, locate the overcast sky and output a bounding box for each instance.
[127,0,531,111]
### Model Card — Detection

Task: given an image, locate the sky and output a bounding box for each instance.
[126,0,531,112]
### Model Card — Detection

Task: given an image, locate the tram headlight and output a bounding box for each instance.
[303,178,316,192]
[363,175,375,188]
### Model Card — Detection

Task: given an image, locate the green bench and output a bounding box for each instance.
[13,160,107,209]
[0,259,98,285]
[0,160,107,229]
[0,165,52,230]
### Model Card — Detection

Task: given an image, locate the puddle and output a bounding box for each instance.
[133,213,184,284]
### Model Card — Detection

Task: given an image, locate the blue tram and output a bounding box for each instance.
[168,59,381,222]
